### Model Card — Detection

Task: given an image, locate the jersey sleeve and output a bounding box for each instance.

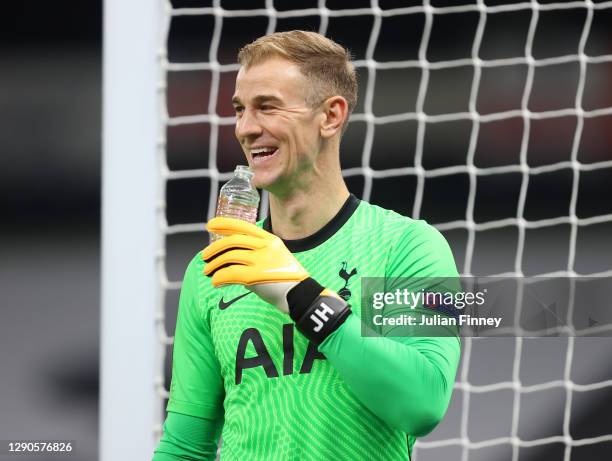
[386,219,459,279]
[318,220,461,437]
[382,220,462,337]
[166,254,225,419]
[152,411,222,461]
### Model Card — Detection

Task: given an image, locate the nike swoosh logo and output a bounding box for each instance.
[218,292,252,310]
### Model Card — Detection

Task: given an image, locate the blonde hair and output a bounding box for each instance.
[238,31,358,117]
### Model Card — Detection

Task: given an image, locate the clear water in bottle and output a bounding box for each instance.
[210,165,260,242]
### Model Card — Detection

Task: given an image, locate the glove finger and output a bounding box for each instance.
[202,234,264,262]
[210,264,257,287]
[204,249,256,277]
[207,217,272,240]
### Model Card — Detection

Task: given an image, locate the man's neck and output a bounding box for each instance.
[268,179,350,240]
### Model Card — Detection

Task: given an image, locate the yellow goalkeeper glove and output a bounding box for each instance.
[202,217,351,344]
[203,217,309,312]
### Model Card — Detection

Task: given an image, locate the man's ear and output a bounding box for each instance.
[320,96,349,139]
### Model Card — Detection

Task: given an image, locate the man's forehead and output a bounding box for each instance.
[233,58,307,103]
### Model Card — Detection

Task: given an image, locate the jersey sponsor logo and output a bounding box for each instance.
[338,261,358,301]
[235,324,326,384]
[218,291,253,310]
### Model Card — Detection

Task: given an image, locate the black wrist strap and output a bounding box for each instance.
[287,278,351,344]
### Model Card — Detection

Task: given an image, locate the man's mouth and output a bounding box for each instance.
[250,147,279,164]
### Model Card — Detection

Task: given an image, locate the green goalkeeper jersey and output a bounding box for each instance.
[166,195,460,460]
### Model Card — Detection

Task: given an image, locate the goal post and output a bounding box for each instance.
[101,0,164,459]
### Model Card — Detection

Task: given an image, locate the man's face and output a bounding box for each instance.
[232,57,324,192]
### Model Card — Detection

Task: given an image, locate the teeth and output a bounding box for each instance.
[250,147,276,155]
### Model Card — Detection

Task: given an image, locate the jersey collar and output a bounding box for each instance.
[262,194,360,253]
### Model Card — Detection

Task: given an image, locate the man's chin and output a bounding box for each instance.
[253,172,291,195]
[251,172,276,191]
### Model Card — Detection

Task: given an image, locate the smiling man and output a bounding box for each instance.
[153,31,461,461]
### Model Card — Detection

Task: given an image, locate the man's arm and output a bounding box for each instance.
[153,412,222,461]
[318,316,459,436]
[153,256,225,460]
[319,222,460,436]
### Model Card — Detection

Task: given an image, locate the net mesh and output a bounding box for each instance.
[155,1,612,459]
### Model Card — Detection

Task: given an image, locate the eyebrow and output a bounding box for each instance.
[231,94,283,106]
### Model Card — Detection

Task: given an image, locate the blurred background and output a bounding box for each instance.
[0,1,101,461]
[1,0,611,460]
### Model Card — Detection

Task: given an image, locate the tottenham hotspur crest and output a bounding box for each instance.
[337,261,358,301]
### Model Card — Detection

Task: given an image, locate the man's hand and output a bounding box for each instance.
[202,217,351,344]
[202,217,309,313]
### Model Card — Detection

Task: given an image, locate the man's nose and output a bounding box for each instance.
[235,108,263,139]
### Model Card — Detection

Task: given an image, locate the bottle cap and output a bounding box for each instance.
[234,165,254,179]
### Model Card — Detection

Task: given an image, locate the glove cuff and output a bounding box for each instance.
[287,278,351,345]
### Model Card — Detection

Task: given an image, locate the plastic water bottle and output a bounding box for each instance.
[210,165,260,242]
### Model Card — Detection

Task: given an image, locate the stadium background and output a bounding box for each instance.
[1,0,611,460]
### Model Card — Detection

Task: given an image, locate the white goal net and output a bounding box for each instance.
[102,0,612,460]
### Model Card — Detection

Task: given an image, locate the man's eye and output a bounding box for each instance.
[260,105,274,111]
[234,106,244,115]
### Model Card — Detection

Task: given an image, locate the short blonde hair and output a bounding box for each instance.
[238,31,358,117]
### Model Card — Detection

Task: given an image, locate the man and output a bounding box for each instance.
[153,31,460,460]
